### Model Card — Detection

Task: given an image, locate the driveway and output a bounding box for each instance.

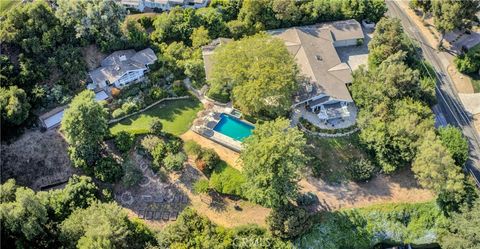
[336,29,372,70]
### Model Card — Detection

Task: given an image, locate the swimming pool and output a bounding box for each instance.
[213,113,254,141]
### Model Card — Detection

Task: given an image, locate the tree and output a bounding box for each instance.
[438,125,469,167]
[48,175,99,221]
[60,202,132,249]
[0,187,48,248]
[190,26,211,48]
[55,0,127,51]
[432,0,480,47]
[94,156,124,183]
[61,90,108,170]
[115,131,135,153]
[0,86,30,125]
[266,203,312,239]
[208,34,298,118]
[241,118,307,207]
[121,19,149,50]
[439,199,480,249]
[149,118,163,135]
[412,133,466,200]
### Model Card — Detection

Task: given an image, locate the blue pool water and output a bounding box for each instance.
[213,113,254,141]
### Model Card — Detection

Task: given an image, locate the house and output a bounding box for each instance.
[88,48,157,90]
[202,20,364,123]
[119,0,208,12]
[268,19,364,121]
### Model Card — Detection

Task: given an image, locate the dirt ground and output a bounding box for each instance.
[0,130,77,190]
[82,44,106,71]
[181,131,434,212]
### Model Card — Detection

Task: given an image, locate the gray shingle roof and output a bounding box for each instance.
[89,48,157,86]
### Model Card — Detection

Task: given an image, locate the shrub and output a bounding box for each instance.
[165,137,183,154]
[163,152,187,171]
[454,54,479,74]
[122,159,143,187]
[209,162,246,196]
[346,159,376,182]
[184,140,202,158]
[199,149,220,175]
[172,81,187,96]
[310,159,326,178]
[266,203,312,239]
[296,192,319,207]
[94,156,124,183]
[149,86,167,101]
[193,179,210,194]
[112,108,126,119]
[151,141,167,170]
[149,118,163,135]
[115,131,135,153]
[122,101,140,114]
[140,135,162,153]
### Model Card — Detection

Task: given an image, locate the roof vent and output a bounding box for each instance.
[114,66,120,71]
[315,55,323,61]
[119,55,127,61]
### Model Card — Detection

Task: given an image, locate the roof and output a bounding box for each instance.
[202,38,233,80]
[89,48,157,86]
[268,19,364,102]
[95,90,109,101]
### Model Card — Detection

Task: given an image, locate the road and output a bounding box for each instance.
[386,1,480,186]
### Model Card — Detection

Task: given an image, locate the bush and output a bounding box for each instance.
[149,118,163,135]
[346,159,376,182]
[163,152,187,171]
[165,137,183,154]
[115,131,135,153]
[199,149,220,175]
[148,86,168,101]
[122,101,140,114]
[310,159,326,178]
[193,179,210,194]
[122,159,143,187]
[454,54,479,74]
[209,162,246,196]
[296,192,319,207]
[172,81,188,96]
[140,135,162,153]
[184,140,202,158]
[266,203,312,239]
[94,156,124,183]
[112,108,126,119]
[151,141,167,170]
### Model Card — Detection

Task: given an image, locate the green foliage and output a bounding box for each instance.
[198,148,220,175]
[183,140,202,158]
[61,90,108,170]
[190,26,211,48]
[94,156,124,183]
[122,159,143,188]
[438,125,469,167]
[209,162,246,196]
[162,152,187,171]
[0,86,30,125]
[267,203,312,239]
[151,140,167,170]
[346,158,376,182]
[140,135,162,153]
[432,0,479,36]
[121,19,149,50]
[149,118,163,135]
[454,54,480,74]
[55,0,127,52]
[241,118,307,207]
[208,34,298,118]
[297,202,446,248]
[157,208,293,248]
[438,199,480,249]
[296,192,319,207]
[115,131,135,153]
[48,175,99,221]
[0,179,17,203]
[60,202,133,249]
[412,133,466,202]
[193,179,210,194]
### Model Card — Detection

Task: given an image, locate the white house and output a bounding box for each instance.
[88,48,157,90]
[119,0,208,12]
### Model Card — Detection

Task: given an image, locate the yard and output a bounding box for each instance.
[110,98,203,136]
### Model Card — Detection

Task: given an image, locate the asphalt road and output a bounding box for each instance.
[386,1,480,186]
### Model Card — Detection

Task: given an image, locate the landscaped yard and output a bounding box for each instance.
[110,98,203,136]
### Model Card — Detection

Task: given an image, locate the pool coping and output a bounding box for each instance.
[212,113,254,142]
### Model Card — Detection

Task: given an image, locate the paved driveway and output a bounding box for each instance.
[336,30,372,70]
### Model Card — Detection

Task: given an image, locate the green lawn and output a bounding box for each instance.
[110,98,203,136]
[470,73,480,93]
[0,0,18,15]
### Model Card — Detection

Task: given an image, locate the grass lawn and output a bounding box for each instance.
[110,98,203,136]
[470,73,480,93]
[305,133,367,183]
[0,0,18,15]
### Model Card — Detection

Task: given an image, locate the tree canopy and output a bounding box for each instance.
[241,118,307,207]
[438,125,469,167]
[0,86,30,126]
[208,34,298,118]
[439,199,480,249]
[61,90,108,169]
